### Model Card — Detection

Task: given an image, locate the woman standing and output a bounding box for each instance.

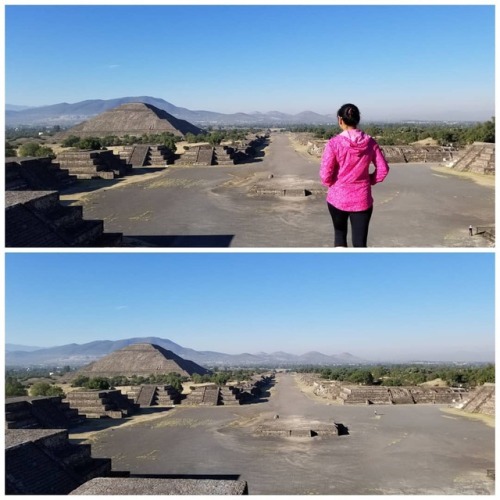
[319,103,389,247]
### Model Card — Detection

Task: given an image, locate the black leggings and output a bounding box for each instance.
[327,203,373,247]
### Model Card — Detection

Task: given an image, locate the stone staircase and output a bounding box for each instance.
[183,385,221,406]
[176,146,214,166]
[5,157,77,191]
[213,146,235,165]
[148,145,173,165]
[127,384,181,407]
[219,386,242,406]
[5,428,112,495]
[6,396,85,430]
[128,145,150,166]
[64,390,139,419]
[56,150,131,179]
[461,384,495,416]
[6,190,122,247]
[451,142,495,174]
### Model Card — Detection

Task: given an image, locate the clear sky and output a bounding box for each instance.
[4,3,495,121]
[5,252,495,363]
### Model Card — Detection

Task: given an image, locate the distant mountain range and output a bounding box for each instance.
[5,96,336,127]
[5,337,365,368]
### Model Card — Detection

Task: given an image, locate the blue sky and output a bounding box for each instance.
[4,4,495,121]
[5,252,495,362]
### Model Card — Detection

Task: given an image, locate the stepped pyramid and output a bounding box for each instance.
[75,343,210,378]
[58,102,203,139]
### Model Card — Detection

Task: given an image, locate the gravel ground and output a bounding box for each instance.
[60,133,494,248]
[71,373,495,495]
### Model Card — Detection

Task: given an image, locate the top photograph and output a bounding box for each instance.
[4,4,495,248]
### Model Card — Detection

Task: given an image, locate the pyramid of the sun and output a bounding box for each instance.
[59,102,203,139]
[75,343,210,378]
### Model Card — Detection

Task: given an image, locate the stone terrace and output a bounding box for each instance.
[64,390,139,419]
[127,385,181,407]
[5,190,123,247]
[116,144,173,167]
[451,142,495,175]
[56,150,131,179]
[5,428,112,495]
[70,477,248,495]
[5,396,85,430]
[183,384,221,406]
[5,157,77,191]
[461,384,495,416]
[298,375,463,405]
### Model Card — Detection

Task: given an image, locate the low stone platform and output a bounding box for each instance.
[70,477,248,495]
[256,417,340,438]
[6,428,111,495]
[5,395,85,429]
[6,156,77,191]
[5,190,122,247]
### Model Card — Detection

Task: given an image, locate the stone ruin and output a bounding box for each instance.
[174,134,269,167]
[304,135,495,174]
[338,385,461,405]
[56,102,204,139]
[5,190,123,247]
[74,343,210,379]
[460,383,495,416]
[5,155,124,247]
[183,384,242,406]
[182,374,275,407]
[174,145,229,166]
[256,418,341,439]
[5,428,112,495]
[6,156,77,191]
[127,384,181,407]
[5,396,85,430]
[5,425,247,495]
[297,375,464,405]
[70,477,248,495]
[448,142,495,175]
[55,149,131,180]
[64,390,139,419]
[115,144,173,167]
[4,390,249,494]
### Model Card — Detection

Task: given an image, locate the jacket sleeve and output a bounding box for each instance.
[369,142,390,185]
[319,140,337,187]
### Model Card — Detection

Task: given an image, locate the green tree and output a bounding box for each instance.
[71,375,90,387]
[5,142,17,157]
[86,377,111,390]
[62,135,81,147]
[18,142,41,157]
[6,377,27,397]
[78,137,102,150]
[30,382,65,397]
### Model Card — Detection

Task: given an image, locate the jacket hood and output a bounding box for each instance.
[338,129,371,150]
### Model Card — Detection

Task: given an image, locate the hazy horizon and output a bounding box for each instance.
[5,253,495,364]
[5,4,495,121]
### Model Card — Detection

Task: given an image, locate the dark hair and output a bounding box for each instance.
[337,103,360,127]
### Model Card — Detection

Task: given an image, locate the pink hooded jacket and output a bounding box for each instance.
[319,129,389,212]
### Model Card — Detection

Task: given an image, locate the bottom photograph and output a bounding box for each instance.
[4,252,495,495]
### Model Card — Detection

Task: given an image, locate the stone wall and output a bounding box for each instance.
[5,428,111,494]
[5,157,77,191]
[5,396,85,430]
[64,390,139,419]
[5,190,122,248]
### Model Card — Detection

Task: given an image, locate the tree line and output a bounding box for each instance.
[290,118,495,146]
[296,363,494,388]
[5,367,261,398]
